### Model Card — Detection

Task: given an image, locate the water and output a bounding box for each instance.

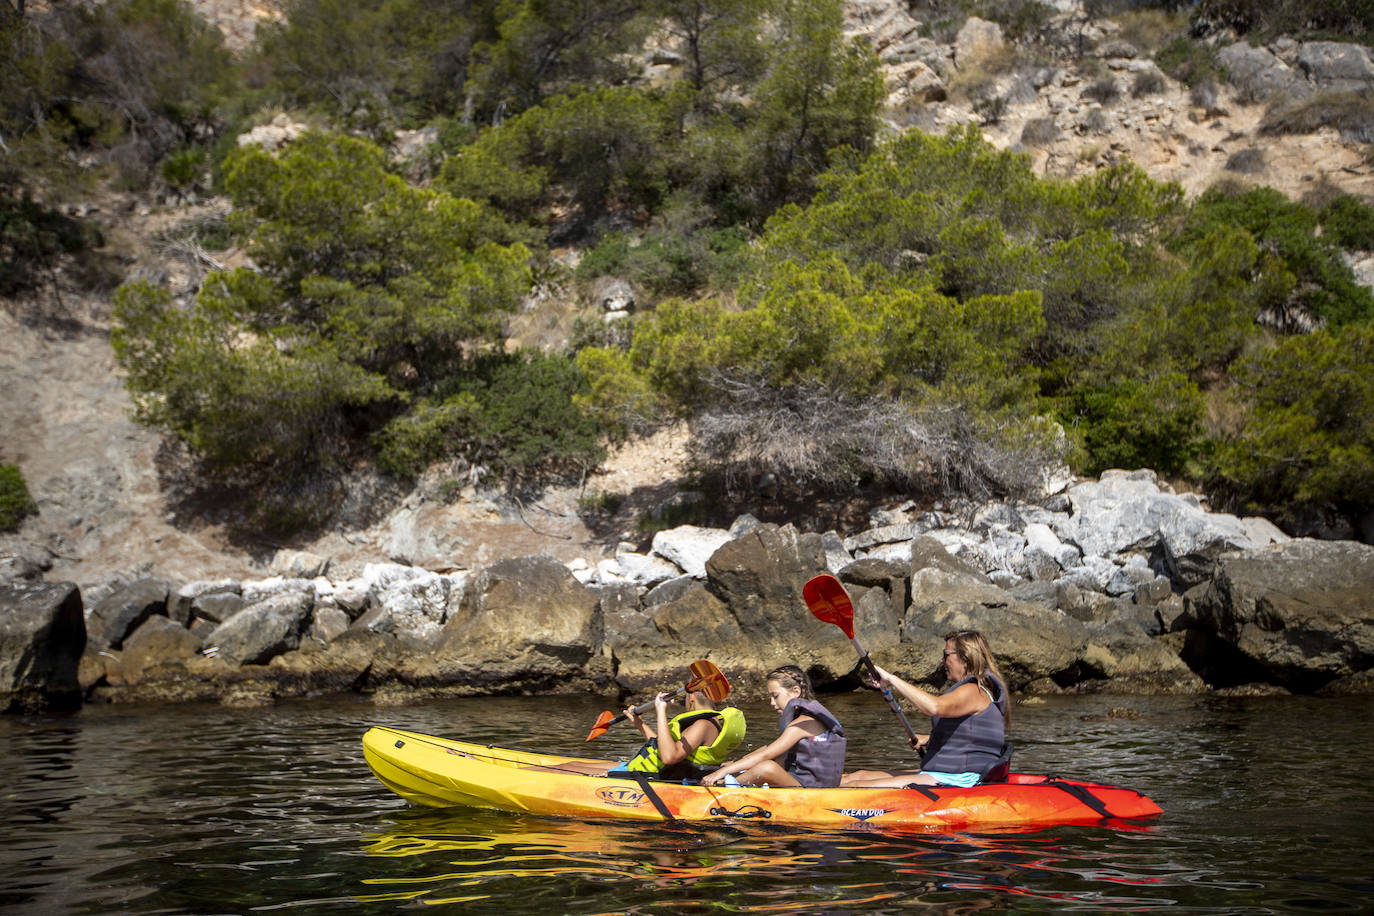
[3,692,1371,914]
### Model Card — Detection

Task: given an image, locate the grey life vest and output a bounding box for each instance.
[920,673,1008,777]
[778,697,847,788]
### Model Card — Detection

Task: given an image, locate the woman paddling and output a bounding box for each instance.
[702,665,846,788]
[841,630,1009,788]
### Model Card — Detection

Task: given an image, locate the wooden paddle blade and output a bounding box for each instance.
[584,709,616,741]
[802,573,856,639]
[686,659,731,703]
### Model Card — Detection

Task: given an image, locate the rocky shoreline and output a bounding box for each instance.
[3,469,1373,713]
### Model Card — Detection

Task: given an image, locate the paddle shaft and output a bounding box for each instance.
[849,632,921,749]
[600,685,689,731]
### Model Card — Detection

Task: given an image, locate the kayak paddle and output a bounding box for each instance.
[585,659,731,741]
[803,573,921,749]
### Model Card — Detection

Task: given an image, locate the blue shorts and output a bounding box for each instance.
[924,770,981,787]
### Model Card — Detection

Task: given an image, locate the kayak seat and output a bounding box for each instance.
[981,742,1015,784]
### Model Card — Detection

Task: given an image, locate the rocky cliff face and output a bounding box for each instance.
[3,0,1373,593]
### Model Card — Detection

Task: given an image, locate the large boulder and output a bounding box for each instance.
[1217,41,1312,101]
[652,525,733,578]
[351,563,459,647]
[1297,42,1374,93]
[421,556,604,688]
[705,523,829,646]
[609,582,739,688]
[954,16,1003,66]
[204,591,313,666]
[0,581,86,711]
[1188,539,1374,689]
[120,615,203,685]
[168,579,241,626]
[900,567,1087,689]
[1064,470,1258,587]
[85,578,168,650]
[1076,620,1206,694]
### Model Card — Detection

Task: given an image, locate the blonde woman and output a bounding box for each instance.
[842,631,1010,788]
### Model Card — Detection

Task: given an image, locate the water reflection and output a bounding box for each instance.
[356,809,1182,911]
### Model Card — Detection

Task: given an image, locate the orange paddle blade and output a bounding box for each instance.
[802,573,855,638]
[686,659,731,703]
[584,709,616,742]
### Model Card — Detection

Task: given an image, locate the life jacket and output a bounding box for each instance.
[920,673,1008,777]
[623,707,746,778]
[778,697,847,788]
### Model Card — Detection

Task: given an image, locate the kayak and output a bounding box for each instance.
[362,726,1163,831]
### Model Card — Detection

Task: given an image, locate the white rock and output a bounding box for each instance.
[651,525,733,579]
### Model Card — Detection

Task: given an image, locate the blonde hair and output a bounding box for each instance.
[944,630,1009,726]
[765,664,814,700]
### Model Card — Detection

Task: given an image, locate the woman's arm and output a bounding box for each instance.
[872,665,989,718]
[702,718,823,785]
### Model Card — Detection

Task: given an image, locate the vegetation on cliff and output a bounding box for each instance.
[4,0,1373,536]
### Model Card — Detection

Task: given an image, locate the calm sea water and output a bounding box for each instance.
[2,690,1371,914]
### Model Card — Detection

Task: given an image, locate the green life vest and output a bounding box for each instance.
[624,707,746,775]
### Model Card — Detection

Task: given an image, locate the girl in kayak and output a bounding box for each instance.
[558,688,745,780]
[702,665,846,788]
[841,630,1009,788]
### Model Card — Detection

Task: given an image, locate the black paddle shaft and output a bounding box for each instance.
[850,634,921,749]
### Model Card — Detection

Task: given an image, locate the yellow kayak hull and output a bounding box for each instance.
[363,726,1162,831]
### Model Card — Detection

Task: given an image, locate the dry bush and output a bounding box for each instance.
[1020,117,1060,147]
[1114,8,1190,55]
[1081,76,1121,106]
[1258,92,1374,143]
[1082,107,1111,134]
[1224,147,1265,174]
[1299,176,1347,212]
[1132,70,1167,97]
[1190,78,1221,111]
[687,375,1062,502]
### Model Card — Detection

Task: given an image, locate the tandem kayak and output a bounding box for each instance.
[362,726,1162,831]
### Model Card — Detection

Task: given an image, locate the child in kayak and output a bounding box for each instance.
[841,630,1010,788]
[702,665,846,788]
[558,688,745,781]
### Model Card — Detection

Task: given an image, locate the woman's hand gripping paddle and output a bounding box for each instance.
[803,573,921,749]
[585,659,731,741]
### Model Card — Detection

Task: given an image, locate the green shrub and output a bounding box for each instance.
[574,197,751,303]
[1191,0,1374,42]
[113,131,534,497]
[975,0,1055,40]
[0,182,101,296]
[1175,183,1374,328]
[1061,374,1205,477]
[1208,323,1374,524]
[0,464,38,533]
[577,490,624,516]
[2,0,234,188]
[1155,36,1220,88]
[1321,195,1374,251]
[161,146,207,191]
